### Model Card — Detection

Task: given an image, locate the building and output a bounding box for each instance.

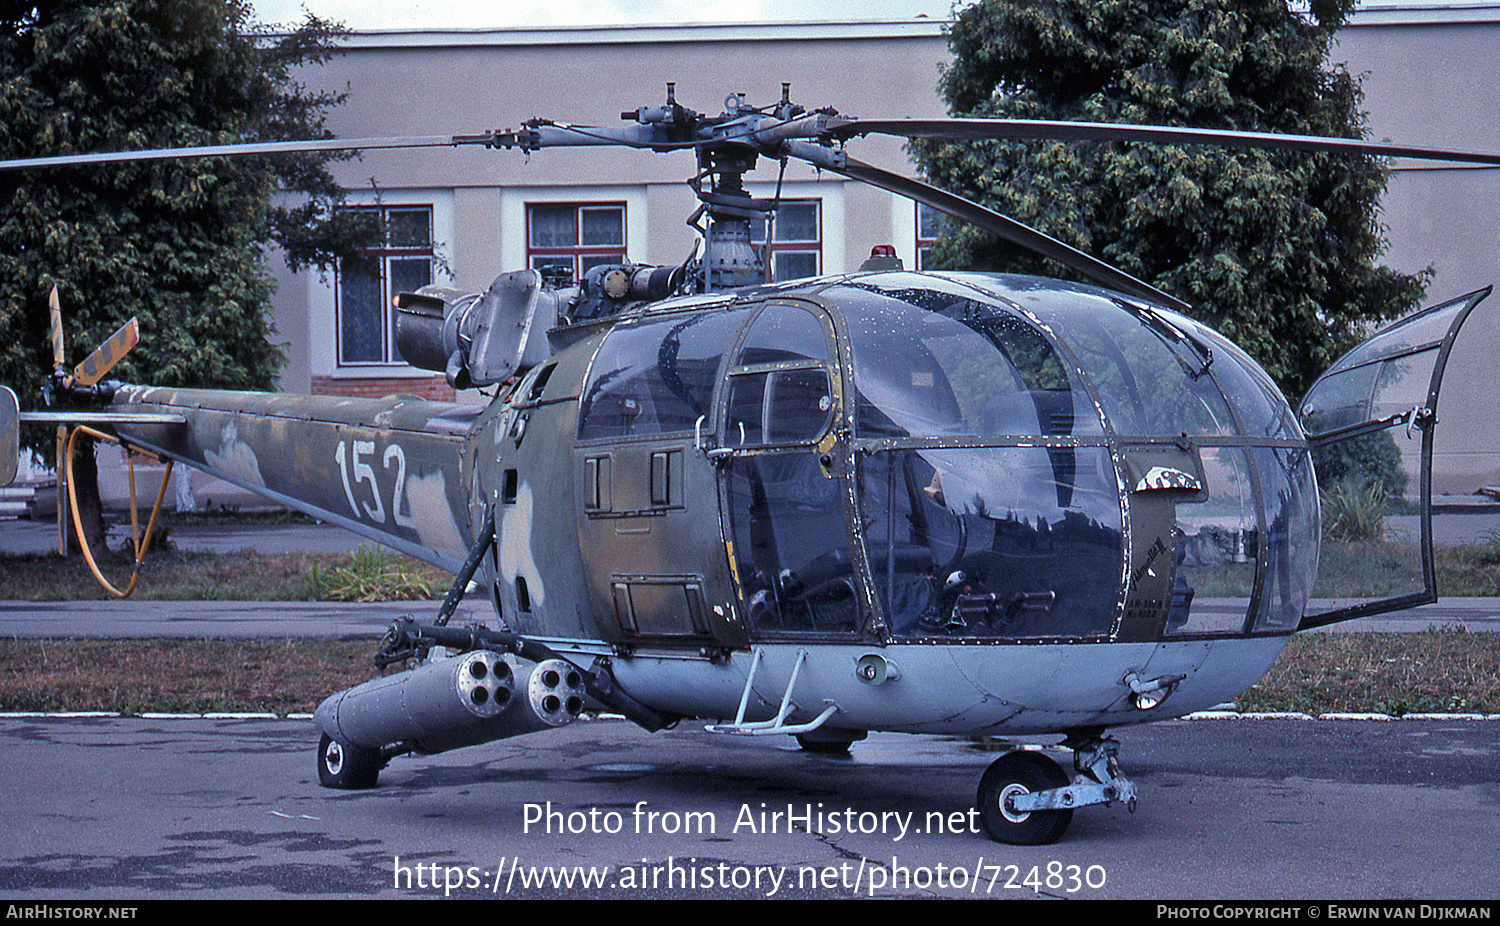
[259,8,1500,500]
[1318,3,1500,496]
[269,19,955,401]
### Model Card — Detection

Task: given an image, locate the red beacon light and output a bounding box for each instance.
[859,244,904,271]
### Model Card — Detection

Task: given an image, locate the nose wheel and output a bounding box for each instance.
[977,750,1073,845]
[976,736,1137,845]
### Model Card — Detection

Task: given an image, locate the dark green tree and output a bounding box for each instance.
[0,0,375,552]
[910,0,1428,399]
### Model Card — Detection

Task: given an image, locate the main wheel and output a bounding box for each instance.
[977,750,1073,845]
[795,730,864,755]
[317,732,383,789]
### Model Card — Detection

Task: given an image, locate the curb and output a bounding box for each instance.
[1180,710,1500,721]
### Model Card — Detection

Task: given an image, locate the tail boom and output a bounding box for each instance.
[111,386,483,571]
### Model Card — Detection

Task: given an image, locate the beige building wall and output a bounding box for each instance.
[59,8,1499,514]
[1334,11,1500,298]
[1333,8,1500,495]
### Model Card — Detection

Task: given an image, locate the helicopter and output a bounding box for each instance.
[2,83,1498,846]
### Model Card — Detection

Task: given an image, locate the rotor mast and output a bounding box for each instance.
[505,83,844,292]
[652,83,815,291]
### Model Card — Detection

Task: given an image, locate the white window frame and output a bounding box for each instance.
[336,204,436,367]
[308,189,454,378]
[501,186,649,273]
[747,180,846,277]
[751,199,823,282]
[526,201,628,282]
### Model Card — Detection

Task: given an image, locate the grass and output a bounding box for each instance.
[157,507,318,527]
[8,537,1500,604]
[0,527,1497,718]
[1237,628,1500,716]
[0,544,450,602]
[1322,479,1390,543]
[307,544,452,602]
[1311,538,1500,598]
[0,639,377,715]
[1127,536,1500,599]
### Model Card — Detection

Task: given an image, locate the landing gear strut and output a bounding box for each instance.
[976,734,1137,845]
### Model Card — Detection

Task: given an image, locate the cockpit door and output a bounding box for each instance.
[714,300,856,638]
[1297,287,1492,629]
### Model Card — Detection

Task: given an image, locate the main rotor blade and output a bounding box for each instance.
[0,134,499,172]
[0,112,848,172]
[72,317,139,387]
[831,118,1500,167]
[831,155,1191,313]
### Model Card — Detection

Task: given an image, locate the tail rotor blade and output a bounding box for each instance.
[49,285,68,553]
[72,317,139,387]
[49,285,63,368]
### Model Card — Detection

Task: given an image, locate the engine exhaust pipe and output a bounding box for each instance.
[314,652,587,756]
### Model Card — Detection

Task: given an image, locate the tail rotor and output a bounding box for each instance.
[43,285,140,555]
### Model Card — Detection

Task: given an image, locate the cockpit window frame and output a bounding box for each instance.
[822,273,1318,645]
[575,305,755,444]
[718,299,843,455]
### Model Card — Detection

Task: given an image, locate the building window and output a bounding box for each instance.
[337,205,434,366]
[917,202,946,270]
[752,199,821,281]
[527,202,626,282]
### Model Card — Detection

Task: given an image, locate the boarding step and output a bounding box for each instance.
[704,648,839,737]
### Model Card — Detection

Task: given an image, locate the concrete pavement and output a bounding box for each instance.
[0,592,1495,641]
[0,517,464,638]
[0,598,462,639]
[2,715,1497,899]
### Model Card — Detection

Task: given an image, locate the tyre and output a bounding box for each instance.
[795,729,867,755]
[317,732,383,789]
[976,750,1073,845]
[795,734,854,755]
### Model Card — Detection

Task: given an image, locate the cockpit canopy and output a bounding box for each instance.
[575,271,1318,642]
[828,272,1300,443]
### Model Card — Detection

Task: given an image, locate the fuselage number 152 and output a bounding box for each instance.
[336,438,416,529]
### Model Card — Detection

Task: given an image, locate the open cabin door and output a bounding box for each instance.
[1297,288,1493,629]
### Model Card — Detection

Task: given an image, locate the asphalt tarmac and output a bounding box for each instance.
[1,518,1497,903]
[0,714,1495,900]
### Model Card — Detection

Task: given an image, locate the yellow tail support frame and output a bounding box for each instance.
[64,425,173,599]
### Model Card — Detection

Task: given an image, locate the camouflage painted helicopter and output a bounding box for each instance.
[2,85,1497,845]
